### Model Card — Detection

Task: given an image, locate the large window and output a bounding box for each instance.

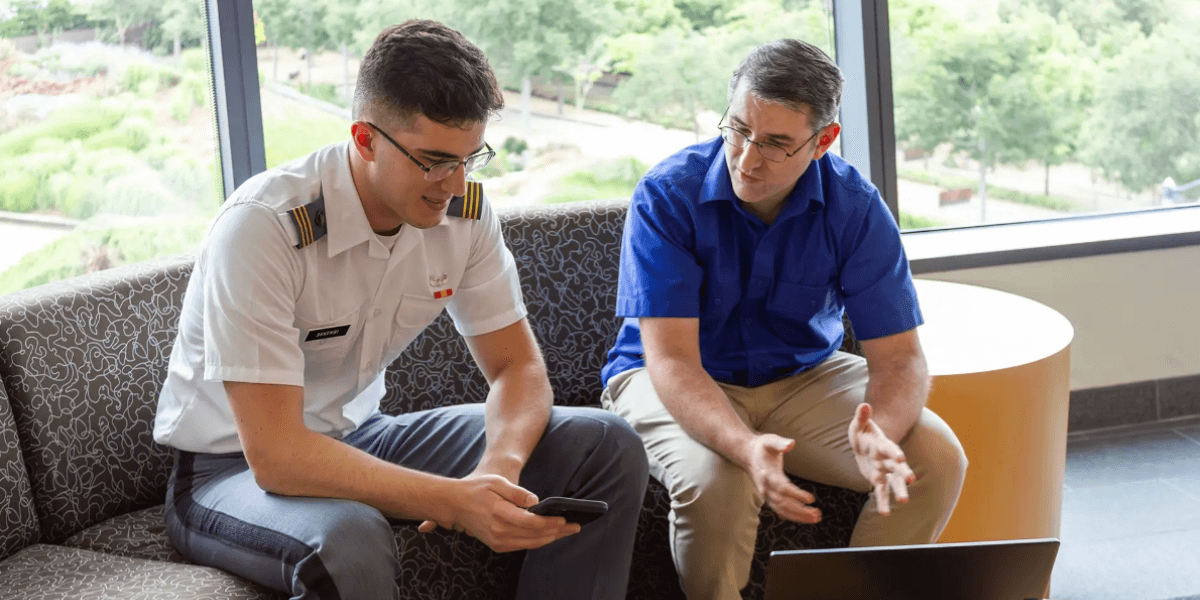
[251,0,838,209]
[5,0,1198,295]
[0,0,219,295]
[888,0,1200,230]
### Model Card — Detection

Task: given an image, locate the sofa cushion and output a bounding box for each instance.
[0,383,39,561]
[61,505,185,564]
[0,544,279,599]
[0,254,194,542]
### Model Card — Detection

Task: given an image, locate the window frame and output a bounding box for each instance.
[207,0,1200,274]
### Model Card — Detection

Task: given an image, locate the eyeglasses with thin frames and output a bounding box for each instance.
[717,108,821,163]
[365,122,495,182]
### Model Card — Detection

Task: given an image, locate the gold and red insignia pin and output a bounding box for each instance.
[433,289,454,299]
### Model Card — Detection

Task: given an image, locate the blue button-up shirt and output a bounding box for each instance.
[601,137,922,388]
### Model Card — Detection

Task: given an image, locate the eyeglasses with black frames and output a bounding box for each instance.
[365,122,495,182]
[717,108,821,163]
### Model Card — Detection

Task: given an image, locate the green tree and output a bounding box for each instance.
[448,0,615,133]
[612,0,831,139]
[894,12,1089,219]
[257,0,332,90]
[160,0,205,58]
[0,0,91,44]
[996,6,1094,195]
[612,27,726,138]
[86,0,160,47]
[321,0,361,105]
[1079,23,1200,196]
[556,38,613,114]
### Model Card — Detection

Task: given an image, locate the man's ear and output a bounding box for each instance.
[350,121,376,161]
[812,123,841,160]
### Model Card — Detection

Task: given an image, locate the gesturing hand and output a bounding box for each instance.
[848,403,915,516]
[746,434,822,524]
[417,474,580,553]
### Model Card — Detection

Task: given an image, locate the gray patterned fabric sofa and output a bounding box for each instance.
[0,198,867,599]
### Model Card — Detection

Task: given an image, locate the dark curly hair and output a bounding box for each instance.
[352,20,504,127]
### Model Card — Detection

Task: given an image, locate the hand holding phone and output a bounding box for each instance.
[527,497,608,526]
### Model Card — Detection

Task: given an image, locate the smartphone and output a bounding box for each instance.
[527,497,608,526]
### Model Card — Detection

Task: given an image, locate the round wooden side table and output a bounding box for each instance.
[913,279,1074,544]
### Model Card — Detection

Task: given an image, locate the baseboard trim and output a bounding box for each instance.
[1070,373,1200,432]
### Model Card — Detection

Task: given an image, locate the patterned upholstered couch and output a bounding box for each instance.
[0,198,868,599]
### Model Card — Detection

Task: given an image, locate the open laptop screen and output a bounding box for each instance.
[765,538,1060,600]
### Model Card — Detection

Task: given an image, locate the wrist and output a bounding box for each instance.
[475,453,524,482]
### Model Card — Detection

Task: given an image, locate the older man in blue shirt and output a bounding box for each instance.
[600,40,968,600]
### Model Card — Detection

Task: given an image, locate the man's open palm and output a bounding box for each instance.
[848,403,915,516]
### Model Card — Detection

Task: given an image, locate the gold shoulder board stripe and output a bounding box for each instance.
[286,194,328,249]
[445,181,485,220]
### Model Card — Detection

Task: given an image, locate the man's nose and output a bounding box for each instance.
[737,140,764,172]
[439,164,468,198]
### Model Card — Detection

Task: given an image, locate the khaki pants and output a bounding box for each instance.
[600,352,967,600]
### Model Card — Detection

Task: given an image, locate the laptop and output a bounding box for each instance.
[764,538,1060,600]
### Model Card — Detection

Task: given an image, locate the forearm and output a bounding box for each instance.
[247,425,456,522]
[863,356,929,443]
[647,356,758,470]
[477,362,553,477]
[227,381,458,523]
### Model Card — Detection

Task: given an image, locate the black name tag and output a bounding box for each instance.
[305,325,351,342]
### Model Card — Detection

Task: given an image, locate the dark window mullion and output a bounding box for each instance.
[206,0,266,199]
[833,0,898,221]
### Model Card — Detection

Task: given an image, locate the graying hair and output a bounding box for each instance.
[728,39,844,134]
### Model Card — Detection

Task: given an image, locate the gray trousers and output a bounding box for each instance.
[164,404,649,600]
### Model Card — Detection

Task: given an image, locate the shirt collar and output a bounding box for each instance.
[698,138,828,217]
[320,141,388,259]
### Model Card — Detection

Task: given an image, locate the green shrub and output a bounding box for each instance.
[170,88,194,122]
[180,72,208,106]
[14,150,74,181]
[83,116,153,152]
[156,66,182,89]
[0,101,125,158]
[0,233,92,293]
[7,61,39,78]
[28,137,71,154]
[544,157,649,204]
[181,48,208,73]
[897,168,1079,212]
[298,82,346,108]
[97,172,183,216]
[502,137,528,155]
[475,149,516,178]
[121,63,155,93]
[75,147,143,181]
[0,216,211,295]
[0,172,38,212]
[899,212,946,230]
[57,175,103,219]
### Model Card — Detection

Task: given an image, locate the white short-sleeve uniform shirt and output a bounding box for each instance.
[154,141,526,454]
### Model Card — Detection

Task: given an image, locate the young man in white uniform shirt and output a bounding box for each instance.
[153,20,647,600]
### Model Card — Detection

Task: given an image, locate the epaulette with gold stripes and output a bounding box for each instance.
[285,195,328,249]
[445,181,485,220]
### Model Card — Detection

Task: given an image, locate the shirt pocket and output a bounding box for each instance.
[395,294,452,329]
[295,307,362,360]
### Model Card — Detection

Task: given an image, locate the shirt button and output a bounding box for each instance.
[715,298,722,306]
[373,309,382,317]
